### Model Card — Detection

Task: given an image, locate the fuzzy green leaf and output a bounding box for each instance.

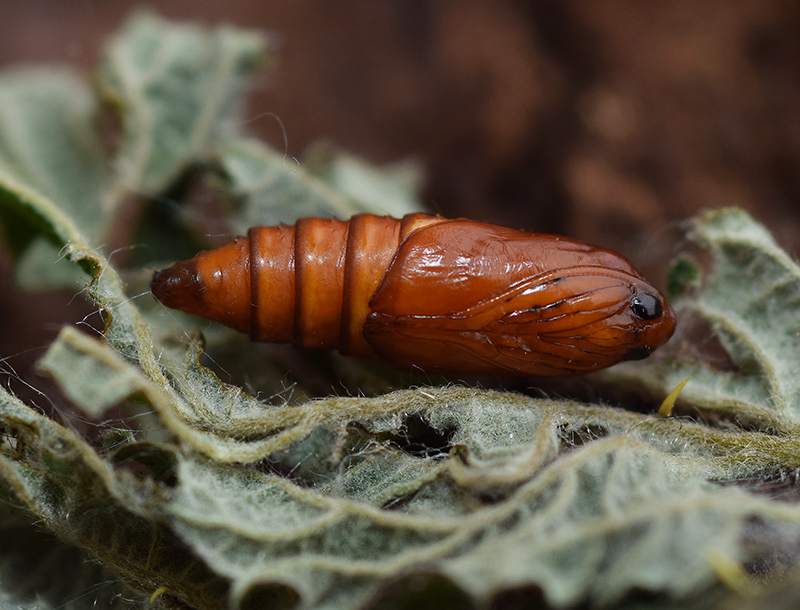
[305,145,425,218]
[220,139,425,235]
[0,68,109,247]
[221,137,362,230]
[605,208,800,432]
[97,13,268,194]
[0,68,108,288]
[0,14,269,290]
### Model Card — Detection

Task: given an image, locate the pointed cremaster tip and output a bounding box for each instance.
[151,259,209,318]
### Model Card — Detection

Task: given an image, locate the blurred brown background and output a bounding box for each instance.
[1,0,799,395]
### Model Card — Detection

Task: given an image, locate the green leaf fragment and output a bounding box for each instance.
[305,145,426,218]
[37,326,158,418]
[603,207,800,433]
[0,13,271,292]
[17,323,800,608]
[220,138,426,235]
[97,12,269,194]
[112,423,800,609]
[688,208,800,418]
[12,236,85,290]
[0,69,107,288]
[0,382,228,609]
[220,137,362,230]
[0,68,109,247]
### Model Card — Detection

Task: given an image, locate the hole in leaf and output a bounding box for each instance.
[367,571,473,610]
[238,581,301,610]
[382,414,454,458]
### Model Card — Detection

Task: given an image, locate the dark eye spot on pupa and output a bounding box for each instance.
[631,292,662,321]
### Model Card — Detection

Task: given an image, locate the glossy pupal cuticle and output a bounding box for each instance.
[152,213,675,376]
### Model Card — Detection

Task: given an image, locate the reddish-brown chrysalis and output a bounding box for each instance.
[152,213,675,376]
